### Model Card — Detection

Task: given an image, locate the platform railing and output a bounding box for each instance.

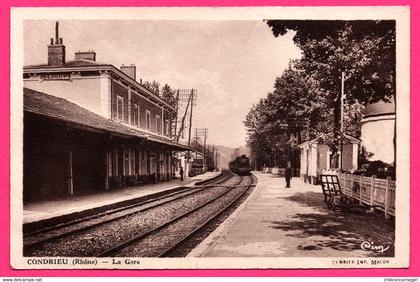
[336,172,395,218]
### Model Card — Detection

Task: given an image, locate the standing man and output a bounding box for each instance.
[285,161,292,188]
[180,166,184,181]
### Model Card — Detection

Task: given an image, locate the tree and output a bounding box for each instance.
[244,64,332,167]
[244,99,275,166]
[141,80,161,96]
[266,20,396,152]
[151,80,160,96]
[265,20,395,105]
[161,84,177,107]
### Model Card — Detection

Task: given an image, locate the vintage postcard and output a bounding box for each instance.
[10,6,410,269]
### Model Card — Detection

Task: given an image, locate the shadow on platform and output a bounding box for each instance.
[264,191,395,257]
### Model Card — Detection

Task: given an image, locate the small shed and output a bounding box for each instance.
[298,135,360,185]
[298,138,330,185]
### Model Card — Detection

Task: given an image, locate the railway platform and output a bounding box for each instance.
[189,171,395,257]
[23,172,221,225]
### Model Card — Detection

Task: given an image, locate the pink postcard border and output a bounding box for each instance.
[0,0,417,277]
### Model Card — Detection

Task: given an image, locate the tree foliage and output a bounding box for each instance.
[244,65,330,166]
[245,20,395,167]
[141,80,161,96]
[266,20,395,105]
[161,84,177,107]
[141,80,177,109]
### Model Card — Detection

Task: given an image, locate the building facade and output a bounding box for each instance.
[360,100,395,165]
[298,136,359,185]
[23,23,189,201]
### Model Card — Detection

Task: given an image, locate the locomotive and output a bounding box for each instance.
[228,155,252,176]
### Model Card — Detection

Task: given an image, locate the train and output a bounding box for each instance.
[228,155,252,176]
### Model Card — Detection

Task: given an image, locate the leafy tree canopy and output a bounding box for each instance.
[245,20,396,167]
[244,65,334,164]
[265,20,395,105]
[161,84,177,107]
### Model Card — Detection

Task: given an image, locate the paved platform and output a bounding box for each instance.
[24,172,220,224]
[189,171,395,257]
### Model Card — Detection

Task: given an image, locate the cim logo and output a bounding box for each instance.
[360,241,390,253]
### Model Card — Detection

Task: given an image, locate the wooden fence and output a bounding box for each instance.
[337,173,395,218]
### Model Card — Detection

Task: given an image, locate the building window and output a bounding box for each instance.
[156,115,161,135]
[165,120,170,136]
[117,96,124,121]
[146,110,151,131]
[132,104,140,127]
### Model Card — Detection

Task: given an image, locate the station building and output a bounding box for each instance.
[360,100,395,165]
[23,23,189,202]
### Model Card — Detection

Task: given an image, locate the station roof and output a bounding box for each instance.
[24,61,175,112]
[24,59,100,69]
[23,88,190,151]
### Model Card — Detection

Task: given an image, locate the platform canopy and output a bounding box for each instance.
[23,87,191,151]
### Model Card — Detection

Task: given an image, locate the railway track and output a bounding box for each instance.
[24,171,254,257]
[23,171,232,253]
[99,175,255,257]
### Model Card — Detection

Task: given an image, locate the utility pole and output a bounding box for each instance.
[195,128,198,159]
[194,128,208,171]
[203,129,207,172]
[215,150,219,171]
[175,89,193,142]
[340,71,346,170]
[188,89,195,153]
[174,89,179,139]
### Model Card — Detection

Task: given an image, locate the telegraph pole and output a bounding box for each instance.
[203,129,207,171]
[175,89,195,143]
[174,89,179,139]
[195,128,198,159]
[340,71,345,170]
[195,128,208,171]
[188,89,195,151]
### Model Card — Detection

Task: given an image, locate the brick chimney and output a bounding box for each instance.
[48,22,66,66]
[75,51,96,61]
[120,64,136,80]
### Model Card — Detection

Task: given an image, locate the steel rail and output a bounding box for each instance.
[24,172,234,252]
[157,175,255,257]
[25,187,191,238]
[97,176,245,257]
[26,171,230,238]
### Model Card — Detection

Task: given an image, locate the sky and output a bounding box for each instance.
[24,20,302,148]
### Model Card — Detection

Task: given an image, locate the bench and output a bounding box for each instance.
[320,174,369,214]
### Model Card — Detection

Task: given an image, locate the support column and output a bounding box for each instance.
[105,152,110,190]
[128,90,132,125]
[68,150,74,195]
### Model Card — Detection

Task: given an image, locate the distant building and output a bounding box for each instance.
[298,135,359,185]
[360,100,395,165]
[23,22,189,201]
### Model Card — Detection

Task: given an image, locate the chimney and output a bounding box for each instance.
[75,51,96,61]
[120,64,136,80]
[48,21,66,66]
